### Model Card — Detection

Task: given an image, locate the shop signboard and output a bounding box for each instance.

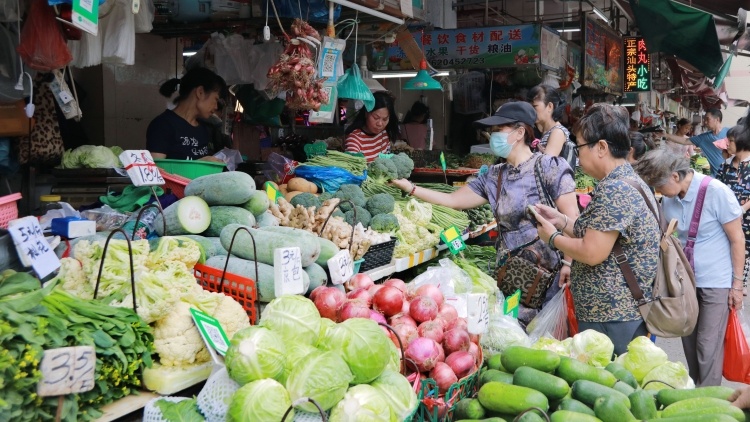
[386,25,542,70]
[569,43,583,82]
[624,36,651,92]
[581,15,624,95]
[540,26,565,72]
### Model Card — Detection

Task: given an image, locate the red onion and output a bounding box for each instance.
[436,343,445,363]
[384,278,407,295]
[415,284,445,307]
[369,310,389,335]
[309,285,328,302]
[445,351,476,379]
[337,300,371,322]
[452,317,468,331]
[372,286,404,317]
[468,341,481,363]
[405,337,442,372]
[391,323,418,349]
[389,312,417,328]
[469,333,480,345]
[401,298,411,314]
[418,320,445,344]
[410,296,439,323]
[314,288,346,321]
[437,303,459,330]
[368,283,384,297]
[346,288,372,307]
[443,328,471,355]
[344,273,373,291]
[429,362,457,394]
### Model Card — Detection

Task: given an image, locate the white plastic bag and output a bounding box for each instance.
[213,148,243,171]
[134,0,155,33]
[101,0,135,65]
[526,285,568,342]
[480,313,531,355]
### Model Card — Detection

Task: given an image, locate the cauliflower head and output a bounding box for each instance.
[154,301,211,367]
[51,257,93,300]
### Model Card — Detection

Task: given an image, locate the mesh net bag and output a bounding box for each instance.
[142,397,190,422]
[197,367,241,422]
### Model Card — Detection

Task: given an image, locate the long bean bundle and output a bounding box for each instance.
[431,205,470,232]
[303,151,367,176]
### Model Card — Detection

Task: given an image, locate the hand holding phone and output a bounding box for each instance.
[527,205,541,222]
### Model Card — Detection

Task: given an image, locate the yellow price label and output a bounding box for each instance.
[505,294,519,310]
[503,289,521,318]
[264,182,279,203]
[443,226,460,242]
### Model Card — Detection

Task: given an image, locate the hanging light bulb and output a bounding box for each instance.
[403,30,443,91]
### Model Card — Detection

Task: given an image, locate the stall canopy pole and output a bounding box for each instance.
[327,0,404,24]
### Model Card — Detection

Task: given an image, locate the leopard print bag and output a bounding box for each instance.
[15,74,64,166]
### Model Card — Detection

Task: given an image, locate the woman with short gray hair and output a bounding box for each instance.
[635,148,745,386]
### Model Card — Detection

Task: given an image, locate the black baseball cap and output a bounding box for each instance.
[474,101,536,128]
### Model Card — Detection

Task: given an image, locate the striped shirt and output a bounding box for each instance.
[345,129,391,162]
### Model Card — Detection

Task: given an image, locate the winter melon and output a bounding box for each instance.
[184,172,256,205]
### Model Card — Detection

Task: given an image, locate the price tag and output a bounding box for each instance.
[444,294,468,318]
[119,150,165,187]
[440,225,466,255]
[71,0,99,36]
[328,249,354,285]
[274,247,305,297]
[264,181,281,204]
[503,289,521,319]
[7,216,60,279]
[37,346,96,396]
[378,153,394,159]
[467,293,489,335]
[190,308,230,360]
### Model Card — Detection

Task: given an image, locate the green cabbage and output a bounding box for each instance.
[60,145,123,169]
[532,337,570,356]
[286,349,353,412]
[225,326,286,385]
[320,318,391,384]
[279,343,318,386]
[260,295,321,347]
[370,369,418,421]
[620,336,668,383]
[329,384,394,422]
[569,329,614,367]
[642,361,690,390]
[480,315,531,354]
[385,339,402,373]
[228,378,292,422]
[316,317,337,348]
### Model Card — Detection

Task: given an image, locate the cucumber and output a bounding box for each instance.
[205,255,310,303]
[516,409,547,422]
[204,206,256,237]
[629,389,657,420]
[255,211,279,227]
[571,380,631,409]
[453,398,486,420]
[593,396,636,422]
[184,172,256,205]
[315,237,341,268]
[220,224,320,267]
[605,362,638,389]
[611,380,635,397]
[514,366,570,401]
[477,381,549,415]
[479,369,514,387]
[154,196,211,235]
[645,416,737,422]
[487,354,507,372]
[455,419,507,422]
[550,410,602,422]
[662,397,744,421]
[656,386,735,408]
[556,357,617,387]
[557,398,595,416]
[501,346,561,373]
[242,191,271,216]
[304,263,328,295]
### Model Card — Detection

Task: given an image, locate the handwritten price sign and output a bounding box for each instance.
[274,247,305,297]
[328,250,354,285]
[37,346,96,396]
[119,150,165,187]
[7,216,60,278]
[467,293,489,334]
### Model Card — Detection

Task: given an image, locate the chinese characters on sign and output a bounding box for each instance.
[328,249,354,285]
[274,247,305,297]
[624,37,651,92]
[7,216,60,278]
[37,346,96,396]
[119,150,165,187]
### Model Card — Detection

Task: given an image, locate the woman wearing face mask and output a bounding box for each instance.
[391,102,579,326]
[345,91,400,162]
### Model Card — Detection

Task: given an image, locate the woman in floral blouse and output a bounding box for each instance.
[717,125,750,289]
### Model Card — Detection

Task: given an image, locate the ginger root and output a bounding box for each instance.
[270,198,294,226]
[314,198,341,234]
[288,205,316,232]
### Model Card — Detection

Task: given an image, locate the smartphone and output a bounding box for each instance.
[526,205,541,221]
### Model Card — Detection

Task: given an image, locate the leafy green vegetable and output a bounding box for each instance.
[365,193,395,216]
[334,184,366,212]
[569,329,614,368]
[370,369,419,421]
[259,295,321,347]
[369,213,399,234]
[531,337,570,356]
[319,318,391,384]
[154,398,204,422]
[60,145,123,169]
[229,379,292,422]
[225,326,286,385]
[367,156,398,184]
[290,192,321,209]
[618,336,668,383]
[286,349,353,412]
[329,384,394,422]
[641,361,690,390]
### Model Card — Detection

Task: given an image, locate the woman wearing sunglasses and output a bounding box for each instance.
[392,101,578,326]
[533,104,661,355]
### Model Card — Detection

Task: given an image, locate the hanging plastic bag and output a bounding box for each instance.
[337,63,374,111]
[566,284,578,336]
[134,0,155,33]
[293,164,366,193]
[101,0,135,65]
[723,308,750,383]
[212,148,243,171]
[17,0,73,71]
[526,285,569,342]
[263,152,298,185]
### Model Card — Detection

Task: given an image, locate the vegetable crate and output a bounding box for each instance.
[359,237,397,272]
[0,193,21,229]
[194,263,257,324]
[161,171,190,199]
[416,348,483,422]
[407,150,443,168]
[155,158,225,179]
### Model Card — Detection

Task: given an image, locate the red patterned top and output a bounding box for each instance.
[345,129,391,162]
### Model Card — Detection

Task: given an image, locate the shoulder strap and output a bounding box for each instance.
[534,155,556,208]
[620,178,667,232]
[688,176,712,240]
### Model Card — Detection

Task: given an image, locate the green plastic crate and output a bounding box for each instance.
[155,159,225,179]
[416,364,482,421]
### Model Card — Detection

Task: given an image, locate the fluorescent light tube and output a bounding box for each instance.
[371,71,449,79]
[327,0,404,25]
[558,28,580,33]
[591,7,610,23]
[183,51,197,57]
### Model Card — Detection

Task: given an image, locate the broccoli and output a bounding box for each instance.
[318,192,335,203]
[365,193,396,216]
[290,192,321,209]
[369,213,399,234]
[332,209,345,219]
[334,184,366,212]
[367,156,398,184]
[344,206,372,227]
[391,153,415,179]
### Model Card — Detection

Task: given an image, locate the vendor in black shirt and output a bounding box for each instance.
[146,67,227,161]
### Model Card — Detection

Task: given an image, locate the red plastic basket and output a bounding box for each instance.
[194,263,257,324]
[0,193,22,229]
[161,171,190,199]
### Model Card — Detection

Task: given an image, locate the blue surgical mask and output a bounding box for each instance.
[490,131,517,158]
